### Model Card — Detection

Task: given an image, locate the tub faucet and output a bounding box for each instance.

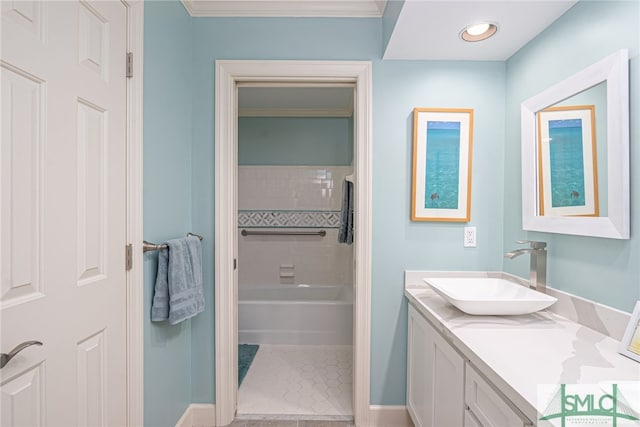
[504,240,547,293]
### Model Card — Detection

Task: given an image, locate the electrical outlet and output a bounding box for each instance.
[464,226,476,247]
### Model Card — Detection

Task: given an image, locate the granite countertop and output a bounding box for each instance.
[404,272,640,423]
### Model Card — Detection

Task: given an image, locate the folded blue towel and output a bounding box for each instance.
[338,179,354,245]
[151,235,204,325]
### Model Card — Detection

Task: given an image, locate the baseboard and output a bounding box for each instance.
[175,404,216,427]
[177,403,409,427]
[369,405,413,427]
[175,406,192,427]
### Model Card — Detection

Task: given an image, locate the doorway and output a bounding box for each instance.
[214,61,372,427]
[235,83,355,417]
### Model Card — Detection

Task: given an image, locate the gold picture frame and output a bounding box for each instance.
[537,105,599,217]
[411,108,474,222]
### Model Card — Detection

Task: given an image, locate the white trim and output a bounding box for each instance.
[353,61,373,427]
[369,405,413,427]
[214,59,239,427]
[215,61,372,427]
[125,1,144,426]
[191,404,217,427]
[181,0,386,17]
[176,404,217,427]
[175,408,192,427]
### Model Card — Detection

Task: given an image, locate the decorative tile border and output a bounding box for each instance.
[238,210,341,228]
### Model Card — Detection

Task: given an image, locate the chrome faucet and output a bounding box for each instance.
[504,240,547,293]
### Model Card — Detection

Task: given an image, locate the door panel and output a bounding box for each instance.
[1,1,44,41]
[1,1,128,425]
[1,63,44,308]
[77,330,106,426]
[78,1,108,80]
[77,98,107,286]
[1,363,45,426]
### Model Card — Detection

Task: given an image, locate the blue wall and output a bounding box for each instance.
[143,2,193,425]
[503,1,640,312]
[142,0,639,420]
[189,16,506,406]
[238,117,353,165]
[190,16,381,405]
[372,60,505,403]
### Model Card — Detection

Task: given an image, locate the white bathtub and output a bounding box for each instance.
[238,284,353,345]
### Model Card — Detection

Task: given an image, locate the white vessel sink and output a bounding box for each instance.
[423,277,557,315]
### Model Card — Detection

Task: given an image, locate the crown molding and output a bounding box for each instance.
[181,0,386,17]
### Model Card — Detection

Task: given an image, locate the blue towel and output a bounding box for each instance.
[151,236,204,325]
[338,179,354,244]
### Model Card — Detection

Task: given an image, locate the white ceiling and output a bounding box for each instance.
[383,1,577,61]
[182,0,577,61]
[186,0,577,112]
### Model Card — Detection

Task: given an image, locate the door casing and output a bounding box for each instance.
[214,60,373,426]
[124,1,144,425]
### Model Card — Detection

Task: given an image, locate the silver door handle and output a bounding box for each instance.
[1,341,43,368]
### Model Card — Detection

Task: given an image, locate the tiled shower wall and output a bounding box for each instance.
[238,166,354,288]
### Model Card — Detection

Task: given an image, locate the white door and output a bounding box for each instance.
[1,1,128,425]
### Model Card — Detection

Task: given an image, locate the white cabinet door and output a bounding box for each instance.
[407,305,465,427]
[1,1,128,425]
[465,364,532,427]
[407,305,430,427]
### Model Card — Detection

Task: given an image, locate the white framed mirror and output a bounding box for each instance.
[521,49,629,239]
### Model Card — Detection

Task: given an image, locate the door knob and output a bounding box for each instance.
[1,341,43,369]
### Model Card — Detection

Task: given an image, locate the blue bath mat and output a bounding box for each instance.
[238,344,259,386]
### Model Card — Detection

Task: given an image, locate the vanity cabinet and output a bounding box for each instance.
[407,304,532,427]
[407,305,464,427]
[465,364,532,427]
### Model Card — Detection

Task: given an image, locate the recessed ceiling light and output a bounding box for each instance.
[460,23,498,42]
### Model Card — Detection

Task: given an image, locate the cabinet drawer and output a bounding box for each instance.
[465,364,532,427]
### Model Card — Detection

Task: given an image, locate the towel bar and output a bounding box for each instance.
[240,229,326,237]
[143,233,203,252]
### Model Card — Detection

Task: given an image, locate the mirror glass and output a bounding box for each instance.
[535,82,607,217]
[521,49,629,239]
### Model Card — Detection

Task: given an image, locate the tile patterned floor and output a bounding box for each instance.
[237,345,353,417]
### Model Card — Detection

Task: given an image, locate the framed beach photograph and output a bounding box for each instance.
[619,301,640,363]
[411,108,474,222]
[537,105,599,217]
